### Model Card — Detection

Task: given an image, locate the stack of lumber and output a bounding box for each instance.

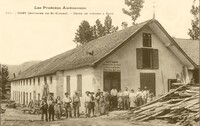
[127,83,199,125]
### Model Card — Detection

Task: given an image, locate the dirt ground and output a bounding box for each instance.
[1,104,178,126]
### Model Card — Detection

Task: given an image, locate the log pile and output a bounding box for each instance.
[126,83,199,125]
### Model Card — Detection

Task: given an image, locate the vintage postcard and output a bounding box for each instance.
[0,0,199,126]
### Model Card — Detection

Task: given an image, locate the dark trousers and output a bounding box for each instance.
[65,104,72,118]
[89,102,95,116]
[111,96,117,109]
[123,97,129,110]
[73,102,80,117]
[48,105,54,121]
[41,110,48,121]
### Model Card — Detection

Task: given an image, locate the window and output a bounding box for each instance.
[77,74,82,96]
[143,33,152,47]
[30,79,31,85]
[26,80,28,85]
[66,76,70,95]
[136,48,159,69]
[50,76,52,84]
[33,78,35,85]
[44,76,47,83]
[30,92,32,101]
[23,80,25,85]
[38,77,40,85]
[38,93,40,101]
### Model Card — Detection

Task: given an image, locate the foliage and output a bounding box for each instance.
[74,15,118,45]
[0,64,9,94]
[74,20,94,45]
[188,0,199,39]
[122,0,145,24]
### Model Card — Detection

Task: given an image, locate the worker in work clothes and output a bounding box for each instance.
[48,95,55,121]
[72,91,81,118]
[136,88,143,106]
[123,87,130,110]
[40,96,48,121]
[63,92,72,118]
[85,91,91,117]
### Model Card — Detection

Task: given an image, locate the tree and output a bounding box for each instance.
[0,64,9,95]
[188,0,199,39]
[104,15,118,34]
[122,0,145,24]
[95,19,105,38]
[74,15,118,45]
[74,20,94,45]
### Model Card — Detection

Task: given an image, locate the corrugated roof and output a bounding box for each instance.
[174,38,199,66]
[15,20,152,80]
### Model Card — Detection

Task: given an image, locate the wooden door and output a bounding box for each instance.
[140,73,156,95]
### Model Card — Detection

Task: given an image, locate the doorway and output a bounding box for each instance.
[140,73,156,95]
[103,72,121,92]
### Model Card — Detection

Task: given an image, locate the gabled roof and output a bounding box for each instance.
[15,20,151,80]
[14,19,197,81]
[174,38,199,66]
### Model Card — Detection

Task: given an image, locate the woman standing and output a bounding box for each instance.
[55,96,62,119]
[129,89,137,110]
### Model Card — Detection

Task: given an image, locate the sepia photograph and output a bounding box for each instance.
[0,0,199,126]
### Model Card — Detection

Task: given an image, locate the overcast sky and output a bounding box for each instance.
[0,0,197,65]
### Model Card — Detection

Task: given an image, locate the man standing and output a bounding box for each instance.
[103,89,110,115]
[63,92,72,118]
[40,96,48,121]
[110,87,118,110]
[95,89,101,115]
[143,86,149,104]
[48,95,55,121]
[72,91,80,118]
[123,87,130,110]
[85,91,91,117]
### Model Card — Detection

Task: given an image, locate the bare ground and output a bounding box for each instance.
[1,104,177,126]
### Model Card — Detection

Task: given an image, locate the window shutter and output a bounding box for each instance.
[153,49,159,69]
[136,48,143,69]
[77,75,82,97]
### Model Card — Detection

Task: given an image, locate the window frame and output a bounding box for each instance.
[143,33,152,47]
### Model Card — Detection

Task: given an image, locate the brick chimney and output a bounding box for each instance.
[121,22,128,29]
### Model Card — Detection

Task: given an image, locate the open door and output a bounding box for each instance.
[103,72,121,92]
[140,73,156,95]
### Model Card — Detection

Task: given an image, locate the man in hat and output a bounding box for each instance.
[72,91,80,117]
[84,91,91,117]
[63,92,72,118]
[90,92,95,117]
[40,96,48,121]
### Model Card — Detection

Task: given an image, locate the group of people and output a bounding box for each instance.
[109,86,154,110]
[39,86,154,121]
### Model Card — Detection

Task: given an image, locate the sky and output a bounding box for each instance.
[0,0,197,65]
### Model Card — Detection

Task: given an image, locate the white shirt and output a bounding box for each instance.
[63,96,72,103]
[85,95,91,102]
[123,90,130,97]
[110,89,118,96]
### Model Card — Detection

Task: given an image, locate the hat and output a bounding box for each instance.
[65,92,68,95]
[86,91,90,94]
[90,92,94,94]
[75,91,79,94]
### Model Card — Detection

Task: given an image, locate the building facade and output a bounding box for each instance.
[10,19,198,112]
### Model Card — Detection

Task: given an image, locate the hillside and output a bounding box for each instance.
[6,61,40,79]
